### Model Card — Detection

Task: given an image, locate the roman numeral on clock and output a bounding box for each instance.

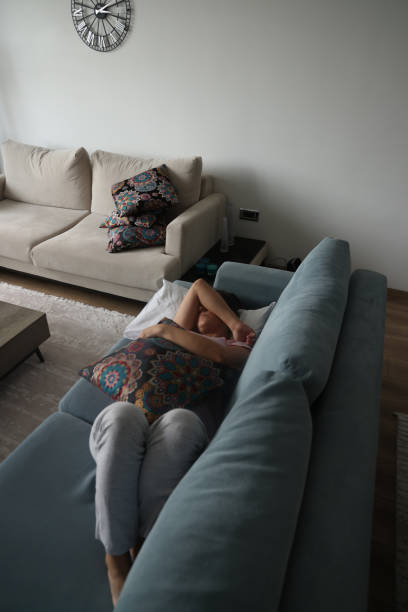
[116,20,125,34]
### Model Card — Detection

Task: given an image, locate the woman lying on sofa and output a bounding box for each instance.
[89,278,255,606]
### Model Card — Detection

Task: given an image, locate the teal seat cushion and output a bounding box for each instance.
[115,372,312,612]
[0,412,111,612]
[234,237,351,404]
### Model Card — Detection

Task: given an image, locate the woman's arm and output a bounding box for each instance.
[174,278,237,330]
[174,278,254,343]
[172,280,202,331]
[139,324,250,369]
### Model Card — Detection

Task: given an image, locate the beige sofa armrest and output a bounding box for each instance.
[0,174,5,200]
[165,193,227,274]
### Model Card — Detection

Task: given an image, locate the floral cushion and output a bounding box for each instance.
[112,165,178,217]
[107,223,166,253]
[78,319,224,424]
[99,211,159,229]
[133,213,160,228]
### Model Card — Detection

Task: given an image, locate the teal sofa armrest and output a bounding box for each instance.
[214,261,293,308]
[0,412,112,612]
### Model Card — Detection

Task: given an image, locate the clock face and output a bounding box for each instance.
[71,0,131,52]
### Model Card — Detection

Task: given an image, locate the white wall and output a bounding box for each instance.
[1,0,407,288]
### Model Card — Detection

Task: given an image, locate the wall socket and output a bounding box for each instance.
[239,208,259,222]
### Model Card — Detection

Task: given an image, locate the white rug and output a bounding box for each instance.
[0,282,137,462]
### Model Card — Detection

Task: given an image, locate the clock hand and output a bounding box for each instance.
[98,0,125,12]
[95,1,113,14]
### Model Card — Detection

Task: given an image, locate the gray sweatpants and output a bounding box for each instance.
[89,402,209,555]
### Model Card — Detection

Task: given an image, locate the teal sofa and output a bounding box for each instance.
[0,237,386,612]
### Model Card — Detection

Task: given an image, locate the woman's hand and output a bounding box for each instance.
[139,324,164,339]
[230,320,256,346]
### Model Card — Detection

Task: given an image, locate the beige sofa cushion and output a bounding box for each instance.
[1,140,92,210]
[0,199,88,262]
[31,213,181,292]
[91,150,202,216]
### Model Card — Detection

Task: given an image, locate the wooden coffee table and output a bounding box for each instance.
[0,300,50,378]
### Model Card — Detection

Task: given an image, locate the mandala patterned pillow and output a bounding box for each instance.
[134,213,160,228]
[107,223,166,253]
[78,319,224,424]
[112,165,178,217]
[99,211,160,229]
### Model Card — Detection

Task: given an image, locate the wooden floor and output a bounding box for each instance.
[0,268,402,610]
[368,288,407,611]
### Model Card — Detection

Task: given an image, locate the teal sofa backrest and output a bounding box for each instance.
[116,372,312,612]
[279,268,387,612]
[232,236,351,403]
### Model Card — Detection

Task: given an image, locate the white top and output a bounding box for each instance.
[193,333,252,351]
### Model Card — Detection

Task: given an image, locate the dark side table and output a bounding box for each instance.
[181,236,268,284]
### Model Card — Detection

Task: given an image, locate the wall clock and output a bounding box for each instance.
[71,0,131,52]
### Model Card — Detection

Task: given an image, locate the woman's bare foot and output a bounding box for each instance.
[105,551,132,606]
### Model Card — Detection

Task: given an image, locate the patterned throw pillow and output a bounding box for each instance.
[78,319,224,424]
[107,223,166,253]
[112,165,178,217]
[133,213,160,228]
[100,211,159,229]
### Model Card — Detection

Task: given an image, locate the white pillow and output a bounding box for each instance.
[124,280,189,339]
[124,280,275,340]
[238,302,276,337]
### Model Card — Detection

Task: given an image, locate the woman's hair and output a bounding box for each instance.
[216,289,241,315]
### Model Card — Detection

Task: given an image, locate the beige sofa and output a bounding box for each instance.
[0,140,226,301]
